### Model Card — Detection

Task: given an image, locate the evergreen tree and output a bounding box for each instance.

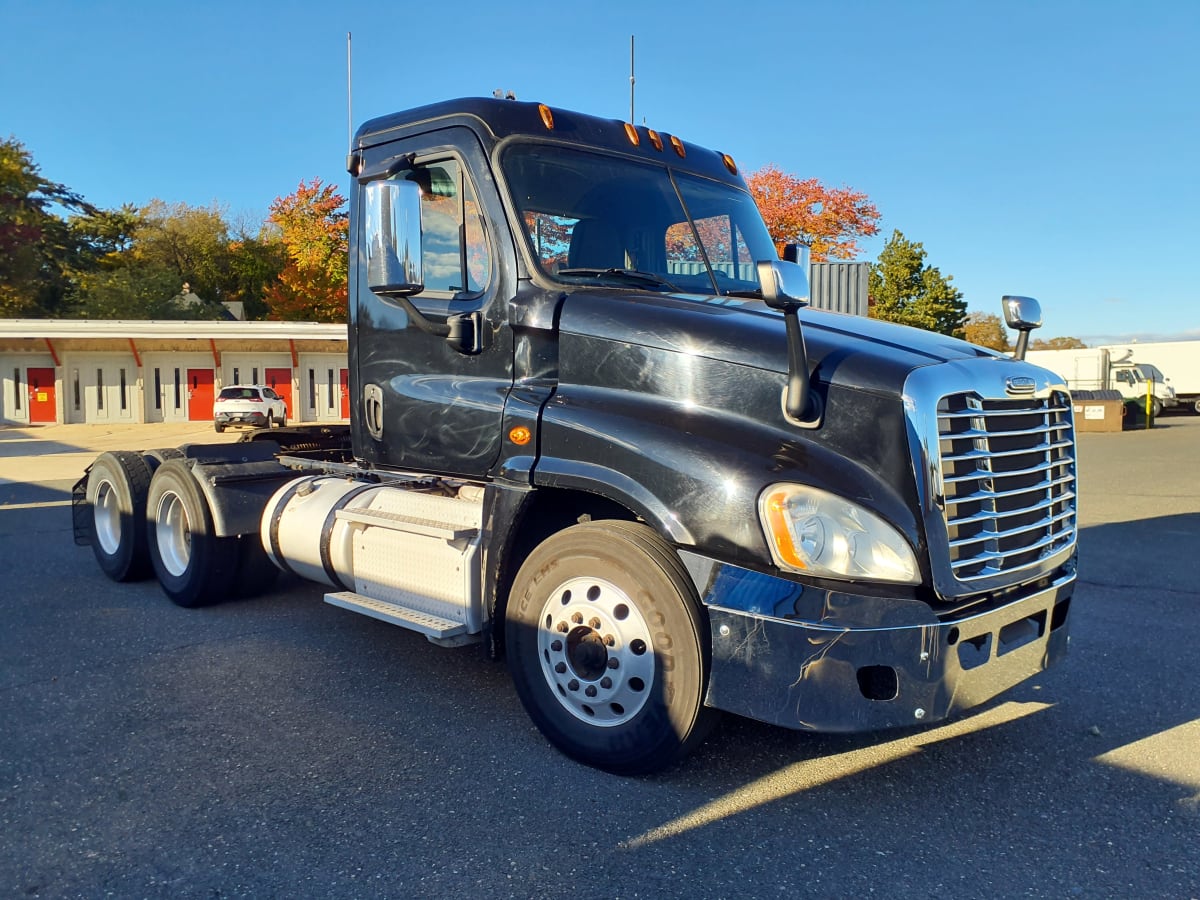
[869,230,967,338]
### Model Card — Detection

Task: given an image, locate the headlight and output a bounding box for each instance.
[758,483,919,584]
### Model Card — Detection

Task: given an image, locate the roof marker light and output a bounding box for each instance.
[647,129,663,152]
[721,153,738,175]
[538,104,555,130]
[670,135,686,158]
[623,123,640,146]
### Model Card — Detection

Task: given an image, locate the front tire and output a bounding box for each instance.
[146,459,237,608]
[86,451,154,581]
[505,521,717,774]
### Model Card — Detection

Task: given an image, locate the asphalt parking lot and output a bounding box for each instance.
[1,417,1197,898]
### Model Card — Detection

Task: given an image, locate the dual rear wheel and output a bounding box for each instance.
[86,454,278,606]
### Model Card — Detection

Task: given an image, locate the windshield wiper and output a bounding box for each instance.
[557,267,681,292]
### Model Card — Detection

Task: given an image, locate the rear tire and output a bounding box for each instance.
[214,423,225,433]
[266,412,275,428]
[505,520,717,774]
[146,459,237,608]
[86,451,154,582]
[142,447,184,473]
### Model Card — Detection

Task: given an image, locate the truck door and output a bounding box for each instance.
[353,129,515,478]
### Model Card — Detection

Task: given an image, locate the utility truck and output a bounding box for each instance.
[75,98,1078,774]
[1025,347,1176,417]
[1094,341,1200,414]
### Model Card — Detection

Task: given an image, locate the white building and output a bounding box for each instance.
[0,320,349,427]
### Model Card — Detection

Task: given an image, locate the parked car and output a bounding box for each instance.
[213,385,287,432]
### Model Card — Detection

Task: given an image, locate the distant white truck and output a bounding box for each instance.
[1025,347,1176,417]
[1095,340,1200,415]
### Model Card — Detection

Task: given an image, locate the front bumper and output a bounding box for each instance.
[682,554,1073,732]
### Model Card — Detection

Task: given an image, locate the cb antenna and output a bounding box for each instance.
[346,32,354,151]
[629,34,635,123]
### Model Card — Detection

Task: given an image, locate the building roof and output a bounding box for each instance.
[0,320,347,341]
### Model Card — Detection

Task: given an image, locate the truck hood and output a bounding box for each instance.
[557,289,997,395]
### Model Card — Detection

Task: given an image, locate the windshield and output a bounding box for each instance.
[502,144,778,295]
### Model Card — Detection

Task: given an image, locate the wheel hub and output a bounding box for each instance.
[536,576,655,727]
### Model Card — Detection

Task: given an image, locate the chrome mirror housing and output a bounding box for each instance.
[1002,295,1043,361]
[365,180,423,296]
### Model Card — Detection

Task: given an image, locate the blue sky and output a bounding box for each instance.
[2,0,1196,343]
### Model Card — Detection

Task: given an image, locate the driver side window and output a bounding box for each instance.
[403,159,491,296]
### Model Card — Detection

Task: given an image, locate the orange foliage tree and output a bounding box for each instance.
[264,179,348,322]
[745,164,880,262]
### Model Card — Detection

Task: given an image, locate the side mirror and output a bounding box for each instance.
[758,253,814,421]
[1002,295,1042,361]
[365,180,423,296]
[757,256,811,312]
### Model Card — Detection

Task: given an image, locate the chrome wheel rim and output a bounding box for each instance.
[155,491,191,577]
[536,576,655,727]
[92,480,121,555]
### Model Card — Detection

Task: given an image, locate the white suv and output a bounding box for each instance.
[213,385,287,432]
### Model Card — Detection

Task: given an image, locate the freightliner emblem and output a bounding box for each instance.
[1005,375,1037,395]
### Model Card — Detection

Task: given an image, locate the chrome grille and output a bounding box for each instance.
[936,392,1076,584]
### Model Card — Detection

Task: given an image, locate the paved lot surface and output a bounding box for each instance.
[1,418,1198,898]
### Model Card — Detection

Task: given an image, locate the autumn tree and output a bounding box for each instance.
[745,164,880,262]
[1030,335,1087,349]
[0,137,94,316]
[264,179,348,322]
[869,230,967,337]
[963,312,1012,352]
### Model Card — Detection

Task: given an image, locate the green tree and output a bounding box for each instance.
[868,230,967,337]
[963,311,1012,352]
[132,199,236,303]
[0,137,94,317]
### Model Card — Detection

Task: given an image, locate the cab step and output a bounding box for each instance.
[324,590,478,646]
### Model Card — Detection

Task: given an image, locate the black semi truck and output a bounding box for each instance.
[77,97,1077,774]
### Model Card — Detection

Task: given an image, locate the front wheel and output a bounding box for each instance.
[1150,398,1162,419]
[505,521,717,774]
